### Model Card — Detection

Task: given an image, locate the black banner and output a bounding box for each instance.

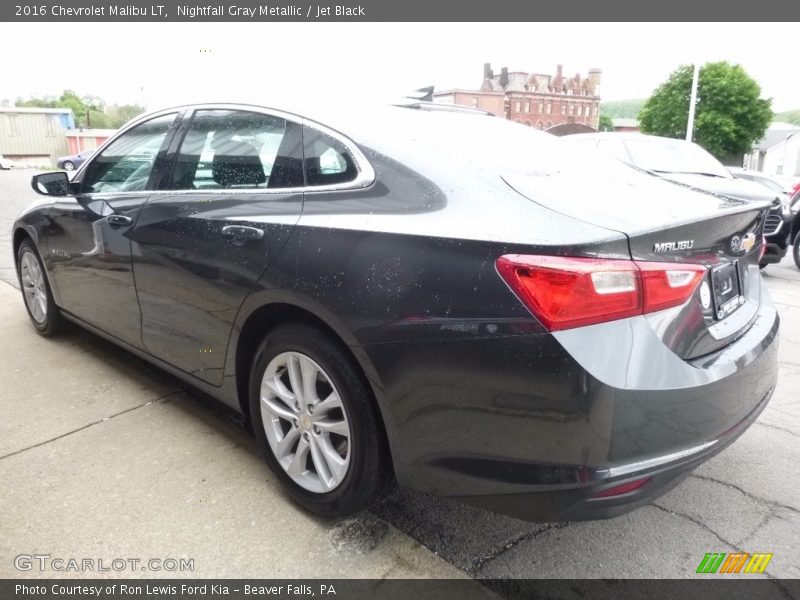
[2,0,800,22]
[2,580,800,600]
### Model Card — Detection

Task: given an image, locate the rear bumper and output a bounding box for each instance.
[451,384,772,521]
[367,283,779,522]
[761,241,788,264]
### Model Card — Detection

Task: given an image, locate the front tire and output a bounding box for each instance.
[249,323,392,517]
[16,239,63,336]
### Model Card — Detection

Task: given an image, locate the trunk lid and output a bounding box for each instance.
[503,169,770,359]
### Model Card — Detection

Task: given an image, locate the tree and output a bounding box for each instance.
[639,62,772,159]
[598,114,615,132]
[600,99,645,119]
[105,104,146,127]
[15,90,144,129]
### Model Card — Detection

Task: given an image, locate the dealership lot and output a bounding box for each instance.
[1,168,798,582]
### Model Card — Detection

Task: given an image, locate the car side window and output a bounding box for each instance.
[303,127,358,186]
[81,113,176,193]
[169,110,303,190]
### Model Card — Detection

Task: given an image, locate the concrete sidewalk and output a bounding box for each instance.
[0,281,465,580]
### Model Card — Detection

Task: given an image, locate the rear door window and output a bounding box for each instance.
[170,110,303,190]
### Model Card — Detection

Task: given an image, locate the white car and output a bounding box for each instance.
[0,155,17,170]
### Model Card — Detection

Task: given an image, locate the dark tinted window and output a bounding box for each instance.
[170,110,303,190]
[303,128,358,186]
[82,113,176,193]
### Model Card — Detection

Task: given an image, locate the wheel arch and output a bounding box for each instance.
[791,211,800,245]
[228,297,399,467]
[12,225,37,258]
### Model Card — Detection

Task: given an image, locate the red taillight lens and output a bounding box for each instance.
[638,263,706,313]
[496,255,706,332]
[591,476,651,499]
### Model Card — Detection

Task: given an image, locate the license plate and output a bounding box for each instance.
[711,261,743,320]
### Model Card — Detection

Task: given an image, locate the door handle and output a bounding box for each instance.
[107,214,133,227]
[221,225,264,241]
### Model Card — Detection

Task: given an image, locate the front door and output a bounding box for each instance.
[45,112,179,347]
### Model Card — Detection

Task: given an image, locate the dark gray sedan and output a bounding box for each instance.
[13,102,779,521]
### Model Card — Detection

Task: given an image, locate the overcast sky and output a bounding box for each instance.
[1,22,797,112]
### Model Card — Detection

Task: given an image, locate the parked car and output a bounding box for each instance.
[728,167,794,198]
[0,155,18,170]
[564,133,792,267]
[14,103,779,522]
[56,148,96,171]
[791,190,800,269]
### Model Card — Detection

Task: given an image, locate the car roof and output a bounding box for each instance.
[123,99,492,134]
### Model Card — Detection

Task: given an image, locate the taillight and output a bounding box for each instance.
[591,476,651,499]
[496,255,707,331]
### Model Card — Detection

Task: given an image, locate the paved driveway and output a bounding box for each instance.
[1,168,798,584]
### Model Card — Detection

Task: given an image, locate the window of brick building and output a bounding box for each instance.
[524,101,530,113]
[471,97,478,108]
[546,102,552,114]
[538,102,544,113]
[515,101,521,113]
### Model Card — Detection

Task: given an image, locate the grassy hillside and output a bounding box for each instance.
[600,99,645,119]
[775,110,800,126]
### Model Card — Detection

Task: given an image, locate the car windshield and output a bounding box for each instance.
[622,137,731,178]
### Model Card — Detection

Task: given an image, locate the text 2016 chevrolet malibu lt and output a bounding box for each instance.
[13,103,778,521]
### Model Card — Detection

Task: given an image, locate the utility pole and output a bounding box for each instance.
[686,63,700,142]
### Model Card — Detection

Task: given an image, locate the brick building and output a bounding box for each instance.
[434,63,602,131]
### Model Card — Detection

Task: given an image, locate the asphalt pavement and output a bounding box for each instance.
[1,168,798,584]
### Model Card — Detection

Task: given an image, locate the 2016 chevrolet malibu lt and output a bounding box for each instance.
[13,102,779,521]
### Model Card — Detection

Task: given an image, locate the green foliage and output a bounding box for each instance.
[15,90,145,129]
[599,99,645,119]
[598,114,615,132]
[639,62,773,159]
[774,110,800,126]
[105,104,147,127]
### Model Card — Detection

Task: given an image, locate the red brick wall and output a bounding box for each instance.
[436,90,600,131]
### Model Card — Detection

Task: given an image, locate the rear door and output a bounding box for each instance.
[131,107,304,385]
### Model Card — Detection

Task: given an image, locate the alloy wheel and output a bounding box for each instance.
[20,250,47,324]
[259,351,352,493]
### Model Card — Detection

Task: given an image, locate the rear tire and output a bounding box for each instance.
[16,239,63,336]
[793,236,800,270]
[62,161,75,171]
[249,323,392,517]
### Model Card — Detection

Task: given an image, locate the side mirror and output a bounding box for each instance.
[31,171,71,196]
